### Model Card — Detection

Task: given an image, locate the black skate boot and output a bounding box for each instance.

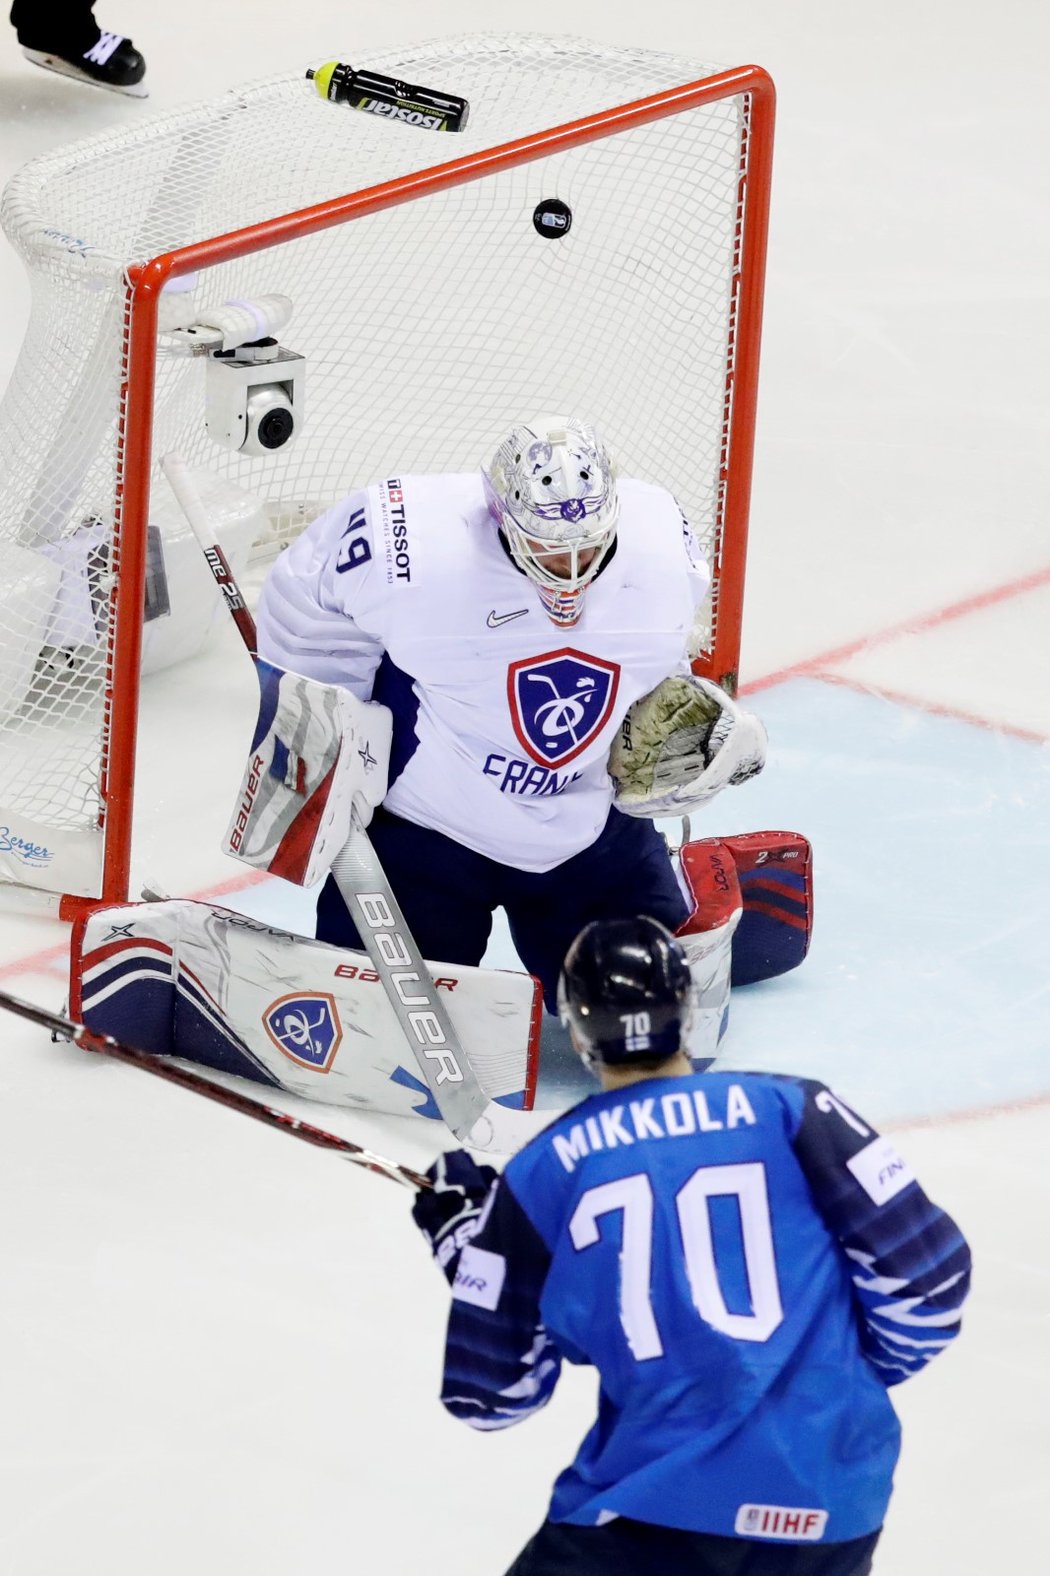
[20,28,148,98]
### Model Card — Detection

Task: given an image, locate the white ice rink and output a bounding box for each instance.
[1,3,1047,1572]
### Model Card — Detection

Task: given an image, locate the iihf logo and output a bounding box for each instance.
[507,648,620,767]
[263,992,342,1072]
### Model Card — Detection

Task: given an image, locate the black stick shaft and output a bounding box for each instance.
[0,988,430,1190]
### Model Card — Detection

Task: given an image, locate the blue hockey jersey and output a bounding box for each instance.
[438,1072,971,1544]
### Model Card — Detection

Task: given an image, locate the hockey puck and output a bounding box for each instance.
[532,198,572,239]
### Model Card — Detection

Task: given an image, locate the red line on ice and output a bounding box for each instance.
[742,562,1050,696]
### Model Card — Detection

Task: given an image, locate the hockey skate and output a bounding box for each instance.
[21,30,148,98]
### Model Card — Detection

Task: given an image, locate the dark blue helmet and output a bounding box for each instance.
[557,915,692,1066]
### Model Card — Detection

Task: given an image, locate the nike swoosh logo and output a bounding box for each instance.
[487,608,529,628]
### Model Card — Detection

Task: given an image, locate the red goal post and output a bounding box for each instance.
[0,37,774,917]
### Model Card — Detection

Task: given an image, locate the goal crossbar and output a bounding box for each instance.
[0,44,774,916]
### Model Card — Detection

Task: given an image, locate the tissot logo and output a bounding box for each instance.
[487,608,529,628]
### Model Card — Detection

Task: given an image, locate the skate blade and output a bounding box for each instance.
[22,48,149,98]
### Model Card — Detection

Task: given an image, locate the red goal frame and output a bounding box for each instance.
[83,64,775,921]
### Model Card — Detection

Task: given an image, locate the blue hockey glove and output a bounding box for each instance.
[412,1150,498,1282]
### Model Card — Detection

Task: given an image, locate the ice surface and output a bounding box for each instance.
[1,4,1047,1572]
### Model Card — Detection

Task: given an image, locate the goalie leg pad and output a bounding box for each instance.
[676,832,813,991]
[723,831,813,986]
[69,899,540,1122]
[675,839,743,1069]
[69,903,283,1085]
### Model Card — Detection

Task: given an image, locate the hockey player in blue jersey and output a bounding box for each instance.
[411,916,972,1575]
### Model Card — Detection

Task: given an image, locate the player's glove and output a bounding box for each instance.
[609,673,766,818]
[412,1150,498,1282]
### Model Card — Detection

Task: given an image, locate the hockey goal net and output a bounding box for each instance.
[0,34,773,914]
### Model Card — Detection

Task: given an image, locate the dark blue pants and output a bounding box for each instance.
[504,1518,881,1576]
[317,806,688,1011]
[10,3,98,48]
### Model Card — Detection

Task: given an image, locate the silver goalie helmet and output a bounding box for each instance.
[483,414,620,627]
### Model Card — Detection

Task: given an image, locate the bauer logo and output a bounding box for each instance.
[263,992,342,1072]
[507,649,620,767]
[228,753,265,852]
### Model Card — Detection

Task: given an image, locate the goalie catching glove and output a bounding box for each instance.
[609,673,766,818]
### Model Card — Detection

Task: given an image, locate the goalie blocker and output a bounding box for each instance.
[225,658,391,885]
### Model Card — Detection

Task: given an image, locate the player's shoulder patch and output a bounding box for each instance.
[365,474,414,586]
[366,471,484,589]
[844,1135,916,1206]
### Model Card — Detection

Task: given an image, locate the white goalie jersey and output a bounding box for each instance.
[255,472,709,872]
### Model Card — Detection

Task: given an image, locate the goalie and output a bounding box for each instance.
[252,414,808,1063]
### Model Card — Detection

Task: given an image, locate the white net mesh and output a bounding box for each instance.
[0,34,761,901]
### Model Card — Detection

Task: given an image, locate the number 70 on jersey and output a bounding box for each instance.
[570,1162,784,1357]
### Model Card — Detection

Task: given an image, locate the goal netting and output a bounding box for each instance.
[0,34,773,910]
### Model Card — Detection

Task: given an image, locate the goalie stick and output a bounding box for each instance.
[161,454,542,1156]
[0,987,429,1190]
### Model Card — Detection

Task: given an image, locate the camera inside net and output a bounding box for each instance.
[205,338,305,456]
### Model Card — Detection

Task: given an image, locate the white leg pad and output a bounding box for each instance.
[70,899,541,1125]
[677,919,739,1065]
[675,838,744,1066]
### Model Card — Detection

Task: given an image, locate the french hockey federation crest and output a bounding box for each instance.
[507,648,620,767]
[263,992,343,1071]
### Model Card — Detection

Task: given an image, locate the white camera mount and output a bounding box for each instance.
[204,338,305,456]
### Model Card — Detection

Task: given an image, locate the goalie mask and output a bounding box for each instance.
[557,915,692,1068]
[483,414,619,627]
